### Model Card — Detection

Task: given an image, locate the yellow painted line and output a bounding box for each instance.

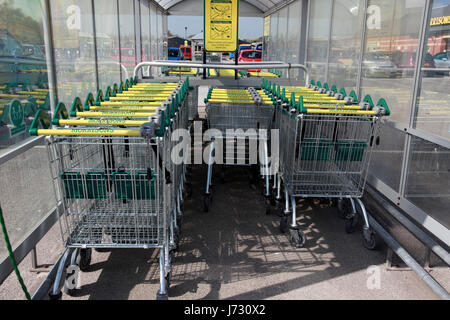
[37,129,141,136]
[75,111,155,118]
[58,119,147,126]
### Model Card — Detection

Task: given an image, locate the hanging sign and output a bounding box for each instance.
[204,0,239,52]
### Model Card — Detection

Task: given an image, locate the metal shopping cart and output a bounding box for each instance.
[274,88,391,249]
[203,87,276,212]
[28,78,189,300]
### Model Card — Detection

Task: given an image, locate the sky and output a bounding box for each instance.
[168,15,263,40]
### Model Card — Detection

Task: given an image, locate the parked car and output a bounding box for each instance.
[423,53,436,77]
[179,46,192,60]
[238,49,262,72]
[433,51,450,75]
[390,51,416,76]
[168,47,184,61]
[362,52,398,78]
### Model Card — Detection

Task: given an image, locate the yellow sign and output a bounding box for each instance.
[430,16,450,26]
[204,0,238,52]
[264,16,270,37]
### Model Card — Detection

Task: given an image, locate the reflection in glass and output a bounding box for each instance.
[269,12,278,62]
[306,0,331,82]
[94,0,120,91]
[328,0,364,92]
[0,0,49,149]
[140,1,150,76]
[286,1,302,78]
[360,0,425,125]
[119,0,136,78]
[405,136,450,229]
[51,0,96,109]
[277,6,288,63]
[414,0,450,139]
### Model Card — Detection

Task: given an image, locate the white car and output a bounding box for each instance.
[433,52,450,74]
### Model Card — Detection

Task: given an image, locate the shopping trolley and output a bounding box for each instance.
[203,87,276,212]
[28,79,189,300]
[272,83,391,249]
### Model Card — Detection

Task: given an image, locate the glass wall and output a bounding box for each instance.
[306,0,331,82]
[302,0,449,238]
[276,6,288,62]
[414,1,450,139]
[328,0,364,91]
[360,0,425,125]
[0,0,50,149]
[94,0,120,91]
[118,0,137,78]
[140,1,150,77]
[266,0,303,78]
[150,3,157,62]
[162,13,168,60]
[405,0,450,229]
[286,1,302,64]
[0,0,169,277]
[0,0,55,265]
[268,11,278,61]
[51,0,96,106]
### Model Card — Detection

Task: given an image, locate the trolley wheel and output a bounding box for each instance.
[265,198,271,215]
[362,229,380,250]
[276,201,285,217]
[183,183,192,199]
[337,198,350,219]
[289,228,306,248]
[165,272,172,288]
[203,194,211,212]
[79,248,92,272]
[345,217,357,234]
[156,291,168,300]
[48,291,62,300]
[280,215,289,233]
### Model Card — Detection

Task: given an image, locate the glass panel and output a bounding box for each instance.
[157,10,163,60]
[405,136,450,229]
[360,0,425,125]
[277,6,288,62]
[368,123,406,192]
[0,146,56,263]
[51,0,96,107]
[162,14,168,60]
[306,0,331,83]
[286,1,301,64]
[0,0,50,150]
[118,0,136,79]
[414,0,450,139]
[328,0,364,92]
[269,12,278,61]
[140,1,150,76]
[150,4,157,62]
[94,0,120,91]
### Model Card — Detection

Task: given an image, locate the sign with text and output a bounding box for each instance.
[204,0,238,52]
